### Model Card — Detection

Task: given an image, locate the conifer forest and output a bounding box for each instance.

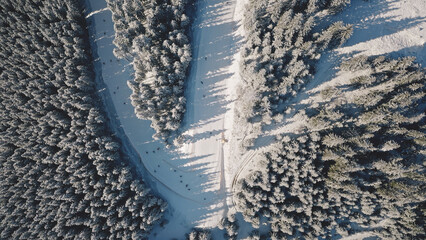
[0,0,424,239]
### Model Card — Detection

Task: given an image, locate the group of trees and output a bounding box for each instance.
[233,0,352,150]
[234,134,337,239]
[107,0,192,140]
[218,212,239,240]
[186,228,212,240]
[234,56,425,239]
[307,56,425,238]
[0,0,166,238]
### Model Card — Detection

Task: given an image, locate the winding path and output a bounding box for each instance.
[84,0,243,234]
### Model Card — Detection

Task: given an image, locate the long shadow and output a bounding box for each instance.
[182,129,225,144]
[183,0,244,130]
[177,153,214,164]
[333,0,425,47]
[184,25,243,127]
[82,0,157,191]
[382,43,426,66]
[158,154,214,171]
[250,54,339,150]
[347,16,425,47]
[250,0,426,151]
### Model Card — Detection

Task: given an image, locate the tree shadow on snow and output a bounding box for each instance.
[184,129,225,144]
[330,0,426,53]
[144,0,245,230]
[251,0,426,151]
[384,43,426,66]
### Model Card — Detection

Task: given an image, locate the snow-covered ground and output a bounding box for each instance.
[84,0,424,238]
[179,0,246,220]
[309,0,425,94]
[230,0,426,210]
[252,0,425,143]
[337,0,425,63]
[84,0,245,238]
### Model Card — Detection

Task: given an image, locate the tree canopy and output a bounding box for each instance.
[0,0,166,238]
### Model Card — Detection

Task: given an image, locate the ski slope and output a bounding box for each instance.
[84,0,245,237]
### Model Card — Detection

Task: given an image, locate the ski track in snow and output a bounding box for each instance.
[84,0,244,237]
[85,7,109,19]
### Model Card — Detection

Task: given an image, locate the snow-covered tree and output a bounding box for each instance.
[234,135,335,238]
[186,228,212,240]
[106,0,193,140]
[233,0,352,152]
[308,56,426,238]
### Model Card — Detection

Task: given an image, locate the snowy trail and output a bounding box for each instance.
[84,0,244,237]
[177,0,244,227]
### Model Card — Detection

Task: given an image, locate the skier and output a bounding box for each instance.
[217,132,228,143]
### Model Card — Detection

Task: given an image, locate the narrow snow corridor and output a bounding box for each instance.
[84,0,244,237]
[179,0,244,219]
